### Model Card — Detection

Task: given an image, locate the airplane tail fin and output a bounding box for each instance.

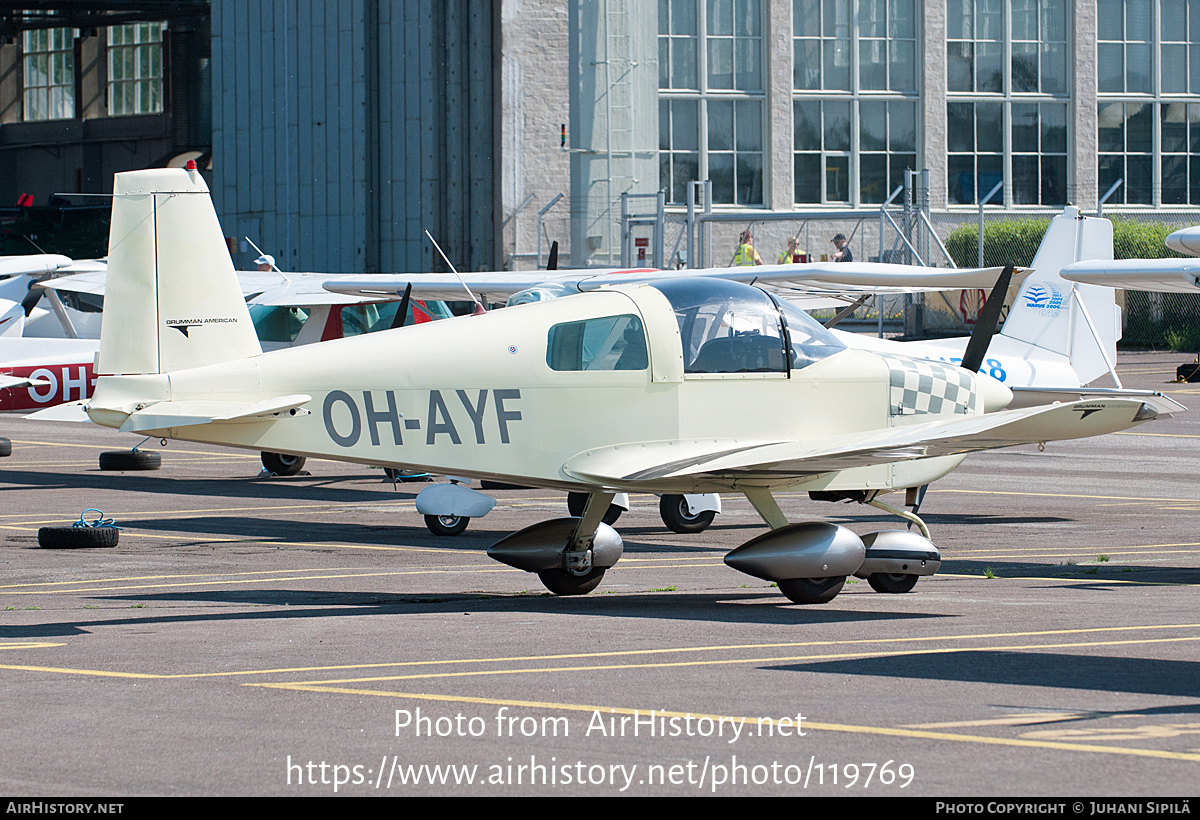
[999,206,1121,385]
[98,168,261,376]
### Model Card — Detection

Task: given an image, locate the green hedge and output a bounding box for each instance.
[946,217,1188,268]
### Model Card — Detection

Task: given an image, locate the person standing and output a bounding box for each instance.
[831,233,853,262]
[733,229,763,266]
[778,236,802,264]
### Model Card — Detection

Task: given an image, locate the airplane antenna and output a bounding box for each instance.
[547,240,559,271]
[424,229,485,313]
[244,237,284,274]
[389,282,413,330]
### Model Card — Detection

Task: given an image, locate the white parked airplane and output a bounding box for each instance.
[63,167,1182,604]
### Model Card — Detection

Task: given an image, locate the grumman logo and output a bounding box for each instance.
[1022,283,1065,313]
[165,317,239,337]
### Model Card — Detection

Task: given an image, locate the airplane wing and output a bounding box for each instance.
[321,263,1030,303]
[1061,259,1200,293]
[0,254,73,278]
[561,397,1166,486]
[36,267,381,305]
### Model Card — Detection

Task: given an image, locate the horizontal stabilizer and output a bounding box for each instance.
[1061,259,1200,293]
[117,394,311,433]
[562,399,1157,485]
[25,400,91,422]
[0,373,53,390]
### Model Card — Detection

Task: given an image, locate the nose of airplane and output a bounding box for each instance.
[975,371,1013,413]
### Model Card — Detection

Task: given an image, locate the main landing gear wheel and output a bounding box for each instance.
[261,452,306,476]
[659,494,715,534]
[566,492,623,525]
[867,573,919,594]
[424,514,469,536]
[98,450,161,471]
[537,567,607,596]
[0,437,11,457]
[778,576,846,605]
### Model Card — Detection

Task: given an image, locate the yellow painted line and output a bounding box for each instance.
[3,623,1197,681]
[242,686,1200,763]
[0,566,403,589]
[0,500,414,521]
[1113,431,1200,439]
[935,488,1200,504]
[7,439,258,457]
[0,566,516,596]
[279,635,1200,686]
[0,642,65,650]
[905,712,1085,729]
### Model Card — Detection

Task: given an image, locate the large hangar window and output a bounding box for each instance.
[108,22,164,116]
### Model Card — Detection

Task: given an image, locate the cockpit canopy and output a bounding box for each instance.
[649,278,845,374]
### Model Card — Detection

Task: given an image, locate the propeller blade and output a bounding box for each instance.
[20,286,43,317]
[960,263,1015,375]
[389,282,413,329]
[547,240,559,271]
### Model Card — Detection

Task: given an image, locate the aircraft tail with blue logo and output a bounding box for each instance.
[998,206,1120,386]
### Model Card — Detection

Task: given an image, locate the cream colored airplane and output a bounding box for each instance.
[70,168,1183,604]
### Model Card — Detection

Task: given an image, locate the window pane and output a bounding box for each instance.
[1162,103,1188,153]
[736,153,763,204]
[947,42,974,92]
[890,0,915,39]
[823,100,851,151]
[708,0,733,35]
[1012,42,1038,92]
[672,0,697,34]
[1041,155,1067,205]
[794,0,819,37]
[1162,155,1188,204]
[1013,155,1040,204]
[1126,103,1152,153]
[889,39,916,91]
[860,153,888,203]
[1098,42,1125,92]
[948,155,976,204]
[1012,103,1038,153]
[673,100,698,150]
[1040,42,1066,94]
[795,153,821,202]
[794,100,821,150]
[794,39,821,89]
[673,38,698,88]
[976,41,1002,92]
[975,102,1003,153]
[823,38,850,89]
[708,38,733,88]
[1041,103,1067,153]
[825,155,850,202]
[948,102,975,153]
[1126,43,1152,93]
[860,39,886,90]
[710,153,735,202]
[673,153,699,200]
[735,99,761,151]
[735,37,762,90]
[890,101,916,152]
[860,101,887,151]
[709,100,733,151]
[1162,44,1187,94]
[1098,103,1126,153]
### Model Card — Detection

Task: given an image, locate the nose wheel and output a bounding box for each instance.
[537,567,607,596]
[777,576,846,605]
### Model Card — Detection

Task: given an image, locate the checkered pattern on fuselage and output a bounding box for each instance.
[877,353,978,417]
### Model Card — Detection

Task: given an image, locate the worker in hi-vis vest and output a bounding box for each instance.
[778,236,802,264]
[733,229,763,266]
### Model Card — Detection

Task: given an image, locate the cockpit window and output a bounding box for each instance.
[546,314,648,371]
[777,299,847,370]
[650,278,787,373]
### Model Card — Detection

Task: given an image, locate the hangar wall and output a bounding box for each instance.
[211,0,498,274]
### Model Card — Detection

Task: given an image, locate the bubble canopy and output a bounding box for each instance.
[648,278,845,374]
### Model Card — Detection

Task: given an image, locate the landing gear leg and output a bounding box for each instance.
[537,491,616,596]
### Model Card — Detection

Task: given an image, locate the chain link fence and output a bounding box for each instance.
[655,206,1200,347]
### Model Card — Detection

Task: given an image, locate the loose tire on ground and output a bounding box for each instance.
[777,576,846,604]
[98,450,161,471]
[38,526,119,549]
[261,452,306,476]
[0,437,10,457]
[867,573,919,594]
[658,494,716,534]
[424,514,469,536]
[566,492,623,525]
[537,567,607,596]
